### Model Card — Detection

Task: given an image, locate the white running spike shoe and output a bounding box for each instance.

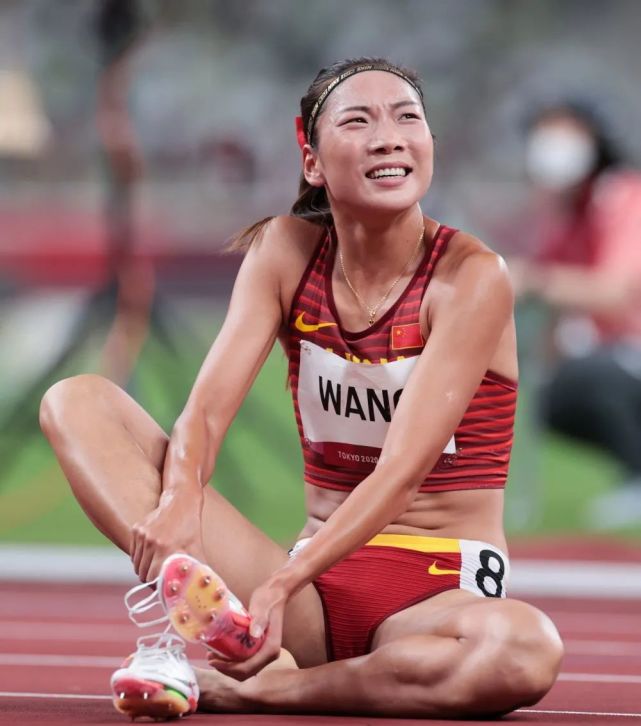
[125,553,265,661]
[111,633,199,721]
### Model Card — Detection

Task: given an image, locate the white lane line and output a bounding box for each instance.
[559,673,641,684]
[0,654,208,668]
[0,691,110,700]
[520,709,641,718]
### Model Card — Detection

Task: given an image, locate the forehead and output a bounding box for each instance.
[323,70,422,114]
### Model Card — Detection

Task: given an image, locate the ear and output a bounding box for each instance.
[302,145,325,188]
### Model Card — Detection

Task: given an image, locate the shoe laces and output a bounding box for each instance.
[131,633,188,670]
[125,577,169,629]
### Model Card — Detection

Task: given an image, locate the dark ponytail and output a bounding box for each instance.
[229,56,424,252]
[290,173,332,225]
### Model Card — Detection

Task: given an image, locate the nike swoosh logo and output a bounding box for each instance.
[294,312,337,333]
[428,561,461,576]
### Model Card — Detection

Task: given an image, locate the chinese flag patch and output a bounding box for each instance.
[391,323,424,350]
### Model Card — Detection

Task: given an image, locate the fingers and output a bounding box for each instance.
[249,616,266,640]
[137,543,155,584]
[208,608,283,681]
[130,525,165,583]
[207,636,281,681]
[247,590,278,638]
[145,551,167,584]
[215,586,287,680]
[131,527,144,578]
[129,504,206,583]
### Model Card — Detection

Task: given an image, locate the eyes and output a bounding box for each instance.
[340,112,421,126]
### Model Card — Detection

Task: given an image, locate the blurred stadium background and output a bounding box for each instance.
[1,0,640,554]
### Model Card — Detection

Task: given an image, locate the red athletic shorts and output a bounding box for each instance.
[290,534,509,661]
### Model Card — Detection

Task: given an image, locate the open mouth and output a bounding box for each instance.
[366,166,412,179]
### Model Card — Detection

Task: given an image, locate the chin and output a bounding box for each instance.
[358,186,427,215]
[328,175,431,218]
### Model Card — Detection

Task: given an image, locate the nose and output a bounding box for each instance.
[368,119,406,155]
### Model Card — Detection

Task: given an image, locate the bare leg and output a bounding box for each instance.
[196,595,563,718]
[40,374,326,667]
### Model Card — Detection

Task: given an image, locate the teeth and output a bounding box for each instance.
[368,167,407,179]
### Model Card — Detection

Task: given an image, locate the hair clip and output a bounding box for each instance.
[295,116,307,151]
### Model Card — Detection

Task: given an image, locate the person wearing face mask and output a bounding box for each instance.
[512,100,641,529]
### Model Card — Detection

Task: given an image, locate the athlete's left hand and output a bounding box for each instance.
[207,579,288,680]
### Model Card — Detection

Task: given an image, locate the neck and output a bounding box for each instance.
[331,205,427,285]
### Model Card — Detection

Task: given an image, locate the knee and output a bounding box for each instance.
[39,374,113,439]
[479,601,564,709]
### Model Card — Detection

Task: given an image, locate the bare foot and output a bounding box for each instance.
[195,649,298,713]
[195,665,246,712]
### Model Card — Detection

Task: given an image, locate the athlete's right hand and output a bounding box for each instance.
[130,495,205,583]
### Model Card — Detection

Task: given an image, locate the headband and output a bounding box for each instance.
[295,64,424,150]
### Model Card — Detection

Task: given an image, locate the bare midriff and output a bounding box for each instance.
[298,483,508,554]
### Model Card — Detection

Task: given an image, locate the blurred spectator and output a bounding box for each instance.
[510,100,641,529]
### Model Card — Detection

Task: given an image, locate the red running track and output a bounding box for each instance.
[0,582,640,725]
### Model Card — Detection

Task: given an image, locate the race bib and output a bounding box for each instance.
[298,340,455,470]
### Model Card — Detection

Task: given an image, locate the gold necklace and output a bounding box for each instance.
[338,226,425,326]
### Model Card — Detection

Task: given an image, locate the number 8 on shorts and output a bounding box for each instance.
[458,540,509,599]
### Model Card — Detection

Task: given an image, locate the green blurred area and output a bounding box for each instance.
[0,300,638,547]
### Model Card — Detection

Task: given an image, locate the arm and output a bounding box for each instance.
[510,180,641,317]
[132,217,293,582]
[513,260,641,316]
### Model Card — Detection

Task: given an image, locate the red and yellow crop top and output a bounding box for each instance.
[286,224,517,493]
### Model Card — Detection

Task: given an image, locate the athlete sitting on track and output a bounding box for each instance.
[40,57,563,719]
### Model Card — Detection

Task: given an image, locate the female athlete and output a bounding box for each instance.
[40,57,563,719]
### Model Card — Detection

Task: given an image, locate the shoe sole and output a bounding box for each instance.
[112,674,195,721]
[160,555,263,660]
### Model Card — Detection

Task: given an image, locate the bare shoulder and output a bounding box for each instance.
[243,214,325,318]
[246,215,323,268]
[437,229,512,295]
[428,229,513,324]
[424,227,517,381]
